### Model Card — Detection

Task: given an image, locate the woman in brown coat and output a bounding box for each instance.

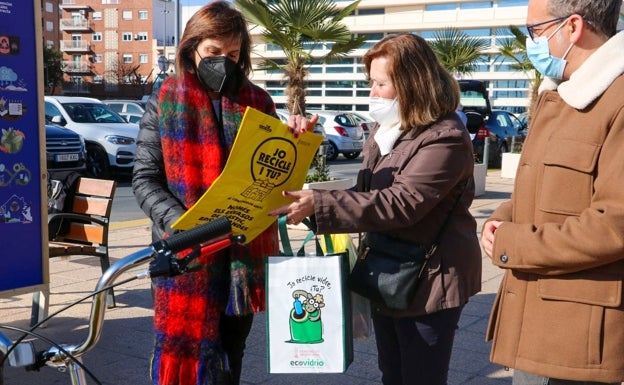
[270,33,481,385]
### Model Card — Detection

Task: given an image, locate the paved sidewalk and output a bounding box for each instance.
[1,171,514,385]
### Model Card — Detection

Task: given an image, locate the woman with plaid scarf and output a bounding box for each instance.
[132,2,310,384]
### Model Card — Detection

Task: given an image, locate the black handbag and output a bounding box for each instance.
[348,182,467,310]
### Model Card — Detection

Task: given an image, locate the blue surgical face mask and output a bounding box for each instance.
[526,19,574,80]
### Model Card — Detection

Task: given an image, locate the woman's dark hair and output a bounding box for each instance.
[175,1,252,79]
[363,33,460,132]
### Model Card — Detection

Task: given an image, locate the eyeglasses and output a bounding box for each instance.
[526,15,570,42]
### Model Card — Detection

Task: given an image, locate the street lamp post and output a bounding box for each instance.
[162,1,170,57]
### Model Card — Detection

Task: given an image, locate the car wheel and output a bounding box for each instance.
[492,142,508,168]
[344,151,360,159]
[86,144,111,179]
[325,142,339,161]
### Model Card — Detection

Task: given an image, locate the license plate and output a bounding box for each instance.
[55,153,80,162]
[353,141,363,150]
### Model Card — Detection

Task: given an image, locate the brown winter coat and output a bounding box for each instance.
[485,31,624,383]
[313,112,482,317]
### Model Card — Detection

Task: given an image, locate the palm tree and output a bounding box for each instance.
[428,27,490,78]
[497,25,541,117]
[234,0,365,115]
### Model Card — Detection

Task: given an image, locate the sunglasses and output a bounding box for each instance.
[526,15,570,42]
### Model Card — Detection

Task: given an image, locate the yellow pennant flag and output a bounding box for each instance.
[171,107,323,243]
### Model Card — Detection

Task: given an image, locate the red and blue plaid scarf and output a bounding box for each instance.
[152,74,278,385]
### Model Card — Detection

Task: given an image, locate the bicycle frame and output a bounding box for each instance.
[0,217,236,385]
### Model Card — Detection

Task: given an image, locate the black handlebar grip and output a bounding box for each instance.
[155,217,232,254]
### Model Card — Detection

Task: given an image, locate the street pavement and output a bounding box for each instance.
[1,170,515,385]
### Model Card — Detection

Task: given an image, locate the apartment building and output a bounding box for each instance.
[56,0,167,98]
[41,0,62,50]
[244,0,530,113]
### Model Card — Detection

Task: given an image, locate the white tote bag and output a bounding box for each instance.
[266,217,353,373]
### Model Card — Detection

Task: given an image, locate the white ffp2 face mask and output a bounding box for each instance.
[369,97,400,127]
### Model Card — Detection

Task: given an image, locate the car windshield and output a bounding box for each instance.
[63,103,127,124]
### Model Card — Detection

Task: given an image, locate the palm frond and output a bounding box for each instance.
[234,0,364,113]
[429,27,489,75]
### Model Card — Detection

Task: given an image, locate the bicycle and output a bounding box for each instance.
[0,217,243,385]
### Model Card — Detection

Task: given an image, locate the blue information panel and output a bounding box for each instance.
[0,0,45,292]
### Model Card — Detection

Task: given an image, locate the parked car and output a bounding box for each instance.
[45,120,87,173]
[349,112,375,140]
[102,99,145,125]
[307,110,365,161]
[102,99,146,114]
[486,109,527,165]
[44,96,139,178]
[517,111,529,130]
[458,80,492,165]
[117,112,143,124]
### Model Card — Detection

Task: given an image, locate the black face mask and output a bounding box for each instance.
[196,54,238,93]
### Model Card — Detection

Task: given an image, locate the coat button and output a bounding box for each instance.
[500,254,509,263]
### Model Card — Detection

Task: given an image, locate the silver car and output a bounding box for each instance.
[308,110,365,161]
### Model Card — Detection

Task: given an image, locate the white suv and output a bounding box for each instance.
[44,96,139,178]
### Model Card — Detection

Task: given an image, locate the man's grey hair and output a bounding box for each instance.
[547,0,621,37]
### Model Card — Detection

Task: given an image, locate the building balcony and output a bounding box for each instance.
[62,81,91,95]
[60,40,91,52]
[60,18,92,31]
[60,0,93,10]
[63,61,92,73]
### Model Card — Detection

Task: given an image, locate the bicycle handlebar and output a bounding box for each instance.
[152,216,232,255]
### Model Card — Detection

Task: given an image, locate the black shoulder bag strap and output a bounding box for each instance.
[417,180,469,277]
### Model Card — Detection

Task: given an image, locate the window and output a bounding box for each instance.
[92,54,102,63]
[139,54,148,63]
[360,33,384,49]
[460,2,493,9]
[122,54,132,63]
[127,104,143,113]
[137,32,148,41]
[497,0,527,7]
[425,3,456,11]
[357,8,384,16]
[46,21,53,32]
[138,10,148,20]
[44,102,63,121]
[46,40,54,49]
[45,2,53,12]
[122,10,132,20]
[92,32,102,41]
[92,11,102,20]
[122,32,132,41]
[93,75,103,84]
